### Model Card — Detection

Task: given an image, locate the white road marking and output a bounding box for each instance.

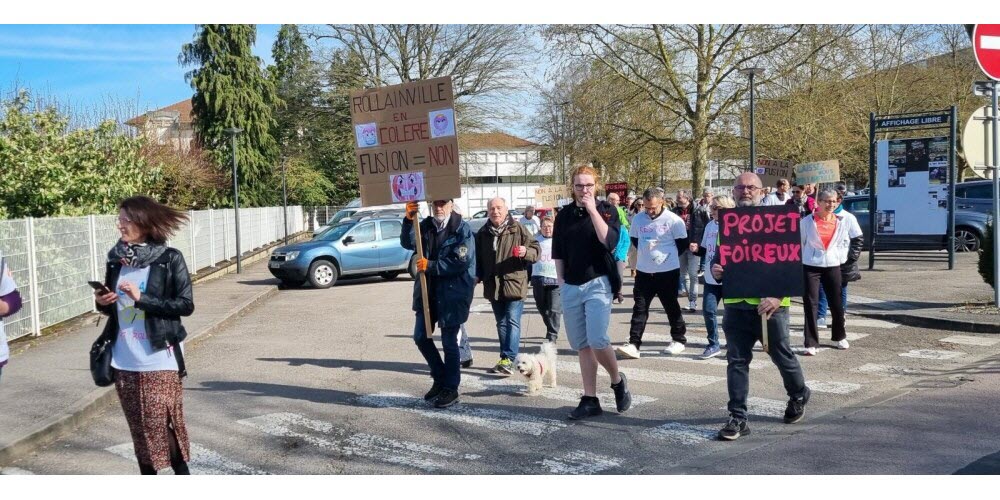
[638,349,766,369]
[899,349,965,360]
[238,413,480,472]
[939,335,1000,347]
[807,380,862,395]
[356,392,568,436]
[721,397,786,418]
[789,317,898,329]
[845,295,884,305]
[106,442,267,475]
[645,333,724,346]
[643,422,719,445]
[982,35,1000,50]
[463,374,657,407]
[556,360,724,387]
[470,303,493,313]
[853,363,917,376]
[539,450,621,474]
[788,331,870,341]
[0,467,34,475]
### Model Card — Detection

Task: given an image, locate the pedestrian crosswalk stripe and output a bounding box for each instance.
[939,335,1000,347]
[643,422,719,445]
[470,303,493,314]
[0,467,34,475]
[106,442,268,475]
[787,331,870,341]
[539,450,621,474]
[789,316,898,329]
[356,392,568,436]
[463,374,657,408]
[807,381,862,394]
[556,360,725,387]
[238,413,479,472]
[853,363,917,376]
[637,349,765,370]
[899,349,965,360]
[720,397,786,418]
[645,333,726,346]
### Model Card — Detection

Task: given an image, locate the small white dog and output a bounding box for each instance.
[514,341,558,395]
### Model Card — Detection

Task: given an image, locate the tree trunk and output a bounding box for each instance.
[690,125,710,194]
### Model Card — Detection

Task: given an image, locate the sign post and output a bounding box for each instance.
[349,76,463,337]
[972,24,1000,306]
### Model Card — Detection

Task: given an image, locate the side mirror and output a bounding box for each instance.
[342,236,355,245]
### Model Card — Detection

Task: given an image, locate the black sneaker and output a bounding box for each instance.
[568,396,603,420]
[718,418,751,441]
[423,382,444,402]
[433,388,460,408]
[461,359,473,369]
[784,387,811,424]
[611,372,632,413]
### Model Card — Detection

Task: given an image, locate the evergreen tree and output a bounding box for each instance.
[180,24,281,207]
[269,24,322,157]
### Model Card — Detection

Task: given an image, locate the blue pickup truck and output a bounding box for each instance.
[269,215,417,288]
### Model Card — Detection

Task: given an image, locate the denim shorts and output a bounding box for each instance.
[560,275,613,351]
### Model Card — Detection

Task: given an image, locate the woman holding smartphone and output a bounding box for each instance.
[93,196,194,475]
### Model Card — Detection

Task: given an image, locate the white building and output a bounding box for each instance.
[456,132,558,216]
[125,99,196,153]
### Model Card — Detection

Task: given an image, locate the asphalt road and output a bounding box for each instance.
[5,273,1000,475]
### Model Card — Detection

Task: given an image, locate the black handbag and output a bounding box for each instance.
[89,333,116,387]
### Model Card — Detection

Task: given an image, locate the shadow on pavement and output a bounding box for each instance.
[255,357,431,375]
[189,380,359,405]
[954,449,1000,474]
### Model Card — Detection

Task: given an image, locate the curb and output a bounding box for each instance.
[848,309,1000,334]
[0,282,281,467]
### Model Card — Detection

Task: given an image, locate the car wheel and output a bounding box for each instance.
[408,255,418,279]
[379,271,402,280]
[954,228,981,253]
[308,260,339,288]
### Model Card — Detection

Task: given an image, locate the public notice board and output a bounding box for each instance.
[717,205,804,299]
[875,136,950,236]
[349,76,462,206]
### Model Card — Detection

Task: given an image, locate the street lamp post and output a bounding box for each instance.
[739,67,765,170]
[281,156,289,245]
[225,127,243,274]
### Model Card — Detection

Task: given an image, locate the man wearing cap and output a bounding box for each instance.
[400,199,476,408]
[712,172,811,441]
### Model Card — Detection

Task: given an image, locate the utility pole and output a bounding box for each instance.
[225,128,243,273]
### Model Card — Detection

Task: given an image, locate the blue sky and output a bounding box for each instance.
[0,24,280,121]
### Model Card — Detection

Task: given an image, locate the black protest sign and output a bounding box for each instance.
[717,205,804,299]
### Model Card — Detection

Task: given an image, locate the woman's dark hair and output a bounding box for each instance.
[119,196,189,245]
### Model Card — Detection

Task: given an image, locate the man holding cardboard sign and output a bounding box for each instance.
[711,172,811,441]
[400,199,476,408]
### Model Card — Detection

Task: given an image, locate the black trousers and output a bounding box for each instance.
[532,283,562,341]
[628,269,687,348]
[802,265,846,348]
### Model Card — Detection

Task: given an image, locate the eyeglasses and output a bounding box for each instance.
[733,185,762,192]
[573,183,596,191]
[116,217,133,226]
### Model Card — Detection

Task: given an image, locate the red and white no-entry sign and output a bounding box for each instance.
[973,24,1000,81]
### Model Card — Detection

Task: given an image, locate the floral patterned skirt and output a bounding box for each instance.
[114,370,191,470]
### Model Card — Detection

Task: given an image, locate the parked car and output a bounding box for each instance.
[313,206,420,235]
[467,208,523,232]
[313,208,360,235]
[841,195,990,252]
[955,180,996,215]
[270,216,416,288]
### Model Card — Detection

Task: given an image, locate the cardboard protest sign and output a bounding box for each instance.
[604,182,629,201]
[349,76,461,206]
[534,185,572,208]
[793,160,840,185]
[754,158,792,189]
[717,205,804,299]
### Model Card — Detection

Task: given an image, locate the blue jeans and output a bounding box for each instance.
[817,283,849,320]
[702,284,723,349]
[490,299,524,361]
[413,311,461,391]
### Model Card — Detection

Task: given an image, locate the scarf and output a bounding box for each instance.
[109,240,167,268]
[489,214,512,251]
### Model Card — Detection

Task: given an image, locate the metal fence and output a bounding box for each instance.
[302,206,348,231]
[0,205,305,342]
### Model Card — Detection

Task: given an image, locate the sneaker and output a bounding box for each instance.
[461,358,474,369]
[423,382,444,401]
[718,418,751,441]
[833,339,850,350]
[784,388,811,424]
[662,342,686,355]
[493,358,514,375]
[688,300,697,312]
[803,347,818,356]
[614,342,641,360]
[568,396,603,420]
[610,372,632,413]
[678,290,688,298]
[700,345,722,359]
[817,317,828,329]
[433,388,460,408]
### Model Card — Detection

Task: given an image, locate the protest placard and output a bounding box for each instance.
[793,160,840,185]
[604,182,629,201]
[754,158,792,189]
[717,205,804,299]
[534,185,572,208]
[349,76,461,206]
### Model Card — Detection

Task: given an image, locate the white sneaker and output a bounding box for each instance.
[803,347,818,356]
[615,342,641,359]
[663,342,686,355]
[817,317,828,329]
[834,339,850,350]
[688,300,697,311]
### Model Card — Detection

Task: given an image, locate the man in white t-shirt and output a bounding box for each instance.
[761,178,791,206]
[614,187,689,360]
[519,206,541,236]
[0,254,24,381]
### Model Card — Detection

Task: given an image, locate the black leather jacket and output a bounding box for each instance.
[840,235,864,283]
[96,248,194,350]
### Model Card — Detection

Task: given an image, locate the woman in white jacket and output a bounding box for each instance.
[799,189,864,355]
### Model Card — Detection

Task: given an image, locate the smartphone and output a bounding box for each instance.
[88,281,112,294]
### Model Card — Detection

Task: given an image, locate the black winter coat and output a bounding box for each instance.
[840,235,864,282]
[97,247,194,351]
